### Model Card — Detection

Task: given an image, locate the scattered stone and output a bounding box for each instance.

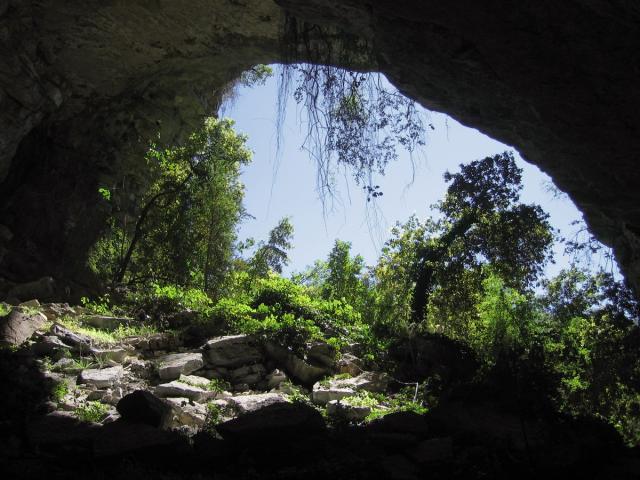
[337,353,364,376]
[157,352,204,380]
[91,347,127,363]
[228,393,288,414]
[52,357,80,373]
[86,389,108,401]
[126,332,182,352]
[233,383,251,393]
[19,298,40,309]
[82,314,130,331]
[117,390,173,429]
[327,399,371,421]
[178,374,211,388]
[311,384,355,405]
[41,303,78,321]
[408,437,453,464]
[307,341,337,368]
[203,335,263,368]
[155,380,214,402]
[265,341,328,385]
[333,371,390,393]
[0,308,47,346]
[165,397,208,428]
[127,357,154,379]
[50,323,93,352]
[78,365,124,388]
[31,335,72,357]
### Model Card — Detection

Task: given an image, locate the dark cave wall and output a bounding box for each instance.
[1,0,640,292]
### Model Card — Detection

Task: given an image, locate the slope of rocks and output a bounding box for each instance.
[1,300,639,479]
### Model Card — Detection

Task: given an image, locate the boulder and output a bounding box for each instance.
[334,371,390,393]
[307,341,337,368]
[116,390,173,429]
[157,352,203,380]
[31,335,72,357]
[311,384,355,405]
[326,399,371,421]
[0,308,47,346]
[216,401,325,441]
[155,380,215,402]
[337,353,364,376]
[228,392,288,414]
[91,347,127,363]
[126,332,182,352]
[203,334,263,368]
[50,323,93,352]
[165,397,208,428]
[19,299,40,309]
[229,363,266,385]
[178,374,211,388]
[265,341,328,385]
[82,315,130,330]
[78,365,123,388]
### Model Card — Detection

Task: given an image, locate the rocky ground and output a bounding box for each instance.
[1,300,640,479]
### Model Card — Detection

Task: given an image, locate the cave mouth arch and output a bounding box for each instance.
[0,1,639,293]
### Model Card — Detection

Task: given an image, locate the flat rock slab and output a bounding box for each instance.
[91,347,127,363]
[203,335,263,368]
[157,352,203,380]
[178,374,211,388]
[79,366,124,388]
[311,385,355,405]
[328,371,390,393]
[0,309,47,346]
[228,393,288,415]
[155,380,214,402]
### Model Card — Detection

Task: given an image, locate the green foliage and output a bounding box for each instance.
[204,402,223,429]
[88,117,251,299]
[75,401,109,423]
[98,187,111,202]
[0,303,11,317]
[51,380,69,404]
[207,378,231,393]
[80,294,114,315]
[240,64,273,87]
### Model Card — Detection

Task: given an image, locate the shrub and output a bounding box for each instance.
[75,401,109,423]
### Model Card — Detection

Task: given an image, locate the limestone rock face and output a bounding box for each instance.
[0,308,46,346]
[1,1,640,294]
[157,352,204,381]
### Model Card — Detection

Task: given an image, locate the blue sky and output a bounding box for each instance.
[223,69,615,278]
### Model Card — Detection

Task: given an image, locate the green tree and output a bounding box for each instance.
[249,217,295,278]
[89,117,251,298]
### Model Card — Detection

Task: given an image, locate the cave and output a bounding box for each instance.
[1,1,640,478]
[1,0,639,294]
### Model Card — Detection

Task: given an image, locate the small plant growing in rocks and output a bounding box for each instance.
[75,401,109,423]
[207,378,231,392]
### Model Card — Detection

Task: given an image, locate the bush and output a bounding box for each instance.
[75,401,109,423]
